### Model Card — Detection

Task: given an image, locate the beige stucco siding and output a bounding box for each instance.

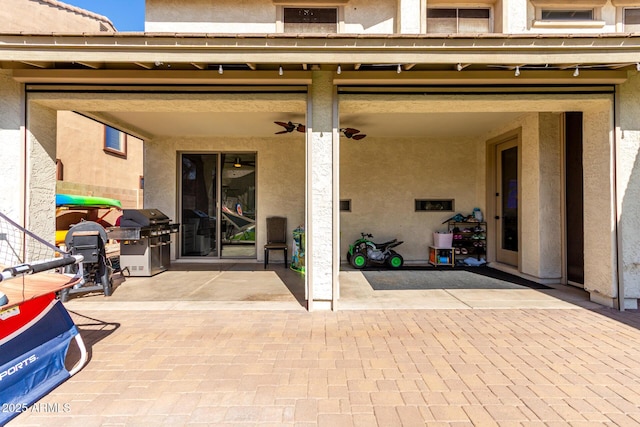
[0,0,114,33]
[146,0,396,34]
[0,70,24,224]
[26,102,57,243]
[56,111,143,208]
[146,0,276,33]
[144,136,305,261]
[340,134,481,262]
[616,71,640,301]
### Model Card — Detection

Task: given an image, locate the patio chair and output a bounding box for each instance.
[264,216,287,269]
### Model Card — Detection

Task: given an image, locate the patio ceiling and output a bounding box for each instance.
[8,32,634,139]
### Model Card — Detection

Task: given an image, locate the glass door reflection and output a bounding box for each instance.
[220,153,256,258]
[181,154,217,257]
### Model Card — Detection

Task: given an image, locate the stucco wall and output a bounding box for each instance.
[144,136,305,261]
[485,112,563,280]
[582,103,618,305]
[146,0,396,34]
[0,0,114,33]
[340,134,482,262]
[56,111,143,207]
[615,71,640,306]
[26,102,57,242]
[0,70,24,224]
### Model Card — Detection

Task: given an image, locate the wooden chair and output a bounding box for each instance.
[264,217,287,268]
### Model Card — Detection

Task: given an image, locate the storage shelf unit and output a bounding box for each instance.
[429,246,454,267]
[447,221,486,261]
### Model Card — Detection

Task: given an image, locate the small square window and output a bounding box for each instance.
[104,126,127,157]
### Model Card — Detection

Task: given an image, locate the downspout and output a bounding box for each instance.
[614,85,624,311]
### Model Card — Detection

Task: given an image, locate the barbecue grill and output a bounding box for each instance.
[108,209,179,276]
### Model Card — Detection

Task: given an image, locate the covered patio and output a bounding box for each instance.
[63,263,594,311]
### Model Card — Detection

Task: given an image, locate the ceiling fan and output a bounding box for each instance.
[274,121,306,134]
[340,128,366,140]
[274,121,366,139]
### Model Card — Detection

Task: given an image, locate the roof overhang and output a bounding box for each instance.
[0,32,638,85]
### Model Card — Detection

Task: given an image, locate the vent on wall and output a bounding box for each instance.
[340,200,351,212]
[415,199,454,212]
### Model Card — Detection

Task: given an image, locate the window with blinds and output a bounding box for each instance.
[283,8,338,33]
[540,9,594,20]
[625,8,640,32]
[427,8,491,33]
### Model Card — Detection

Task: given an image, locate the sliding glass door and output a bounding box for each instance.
[220,153,256,257]
[180,152,256,259]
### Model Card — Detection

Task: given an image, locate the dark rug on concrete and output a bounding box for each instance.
[363,266,551,290]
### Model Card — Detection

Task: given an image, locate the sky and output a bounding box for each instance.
[60,0,146,31]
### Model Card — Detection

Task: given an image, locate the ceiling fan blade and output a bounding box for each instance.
[343,128,360,134]
[296,124,306,132]
[274,121,289,127]
[275,130,289,134]
[352,134,366,140]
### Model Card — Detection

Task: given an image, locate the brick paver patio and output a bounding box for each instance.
[6,305,640,426]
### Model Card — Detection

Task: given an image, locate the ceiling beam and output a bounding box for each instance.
[76,62,102,69]
[12,69,313,85]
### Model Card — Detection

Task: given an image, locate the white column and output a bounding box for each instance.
[617,72,640,309]
[399,0,422,34]
[583,104,619,308]
[307,71,337,310]
[502,0,529,34]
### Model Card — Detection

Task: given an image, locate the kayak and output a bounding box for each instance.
[55,194,122,209]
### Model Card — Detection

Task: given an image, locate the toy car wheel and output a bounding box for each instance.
[346,252,352,264]
[387,252,403,269]
[350,252,367,269]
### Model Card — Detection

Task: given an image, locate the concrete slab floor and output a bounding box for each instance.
[63,263,599,312]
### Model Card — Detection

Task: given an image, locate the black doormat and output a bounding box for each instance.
[362,266,551,290]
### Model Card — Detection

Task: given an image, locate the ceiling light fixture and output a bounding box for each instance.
[573,66,580,77]
[218,65,223,74]
[636,62,640,71]
[234,157,242,168]
[397,64,402,74]
[337,64,342,75]
[457,63,463,71]
[514,66,520,77]
[279,66,283,76]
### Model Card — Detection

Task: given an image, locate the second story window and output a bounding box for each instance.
[540,9,594,21]
[427,8,491,33]
[104,126,127,157]
[531,1,604,29]
[283,7,338,33]
[624,8,640,32]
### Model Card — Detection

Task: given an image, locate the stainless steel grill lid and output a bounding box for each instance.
[120,209,170,227]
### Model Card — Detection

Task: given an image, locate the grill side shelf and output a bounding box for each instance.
[106,227,142,241]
